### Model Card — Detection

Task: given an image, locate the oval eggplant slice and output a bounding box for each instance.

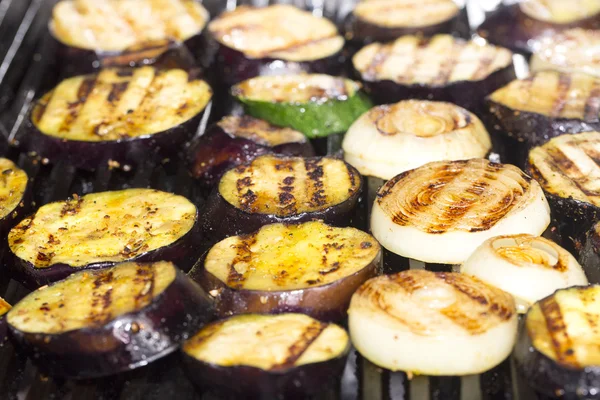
[461,234,588,314]
[342,100,492,179]
[187,115,315,188]
[7,261,213,379]
[349,270,517,375]
[232,74,372,139]
[371,159,551,264]
[528,131,600,255]
[208,5,345,87]
[182,313,349,399]
[49,0,210,76]
[352,34,514,111]
[8,188,200,288]
[478,1,600,55]
[193,220,381,321]
[515,285,600,399]
[202,154,362,243]
[345,0,460,45]
[0,297,11,346]
[0,158,30,237]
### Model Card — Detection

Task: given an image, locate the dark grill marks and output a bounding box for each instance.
[543,145,594,196]
[271,321,327,370]
[276,160,297,215]
[538,296,579,368]
[60,195,84,217]
[551,73,572,118]
[235,171,256,212]
[584,82,600,122]
[226,235,257,288]
[305,159,327,208]
[89,271,116,325]
[59,77,97,133]
[107,81,129,104]
[133,264,156,307]
[32,93,53,123]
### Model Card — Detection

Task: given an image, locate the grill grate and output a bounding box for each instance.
[0,1,552,399]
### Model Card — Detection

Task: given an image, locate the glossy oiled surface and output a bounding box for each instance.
[217,116,307,147]
[0,158,27,220]
[354,0,458,28]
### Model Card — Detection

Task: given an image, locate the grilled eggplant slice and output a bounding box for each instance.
[478,1,600,55]
[531,28,600,78]
[0,297,11,346]
[50,0,210,76]
[208,5,345,87]
[461,234,588,313]
[528,131,600,255]
[7,261,213,379]
[371,159,551,264]
[232,74,372,139]
[342,100,492,179]
[344,0,461,45]
[580,221,600,284]
[25,67,212,170]
[193,221,381,321]
[515,285,600,399]
[352,34,514,111]
[182,313,349,399]
[202,155,362,244]
[349,270,517,375]
[8,188,200,288]
[187,116,315,188]
[0,158,30,237]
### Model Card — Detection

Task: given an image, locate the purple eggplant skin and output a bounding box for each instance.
[8,209,203,289]
[477,4,600,56]
[8,269,215,379]
[577,226,600,285]
[186,124,315,189]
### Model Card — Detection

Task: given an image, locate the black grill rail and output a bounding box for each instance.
[0,1,552,399]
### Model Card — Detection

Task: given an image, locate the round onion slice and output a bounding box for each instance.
[461,234,588,313]
[348,270,518,375]
[371,159,551,263]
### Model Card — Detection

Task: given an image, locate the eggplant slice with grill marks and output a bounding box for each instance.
[0,297,11,346]
[371,159,551,264]
[182,313,350,399]
[349,270,518,375]
[0,158,30,238]
[202,154,362,244]
[50,0,211,76]
[187,115,315,188]
[8,188,200,288]
[25,66,212,170]
[208,5,345,87]
[352,34,515,112]
[7,261,214,379]
[515,285,600,399]
[478,0,600,55]
[342,100,492,180]
[191,220,381,321]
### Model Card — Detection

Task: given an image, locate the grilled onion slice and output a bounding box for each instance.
[461,234,588,313]
[371,159,551,264]
[349,270,518,375]
[182,314,349,398]
[342,100,492,179]
[515,285,600,398]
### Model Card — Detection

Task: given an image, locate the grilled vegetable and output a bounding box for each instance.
[478,1,600,55]
[232,74,372,139]
[25,67,212,170]
[461,234,588,314]
[371,159,551,264]
[8,188,200,288]
[580,221,600,284]
[208,5,345,87]
[349,270,518,375]
[187,116,314,188]
[528,131,600,255]
[0,158,30,237]
[182,314,349,399]
[50,0,210,76]
[7,261,213,379]
[342,100,492,179]
[0,297,11,346]
[344,0,461,45]
[202,155,362,244]
[530,28,600,78]
[192,221,381,321]
[352,34,515,111]
[515,285,600,399]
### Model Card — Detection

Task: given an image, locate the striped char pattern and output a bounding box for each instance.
[491,236,569,271]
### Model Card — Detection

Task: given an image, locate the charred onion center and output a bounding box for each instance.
[354,0,459,28]
[51,0,209,52]
[532,29,600,77]
[353,34,513,85]
[8,188,196,268]
[490,235,566,270]
[526,285,600,369]
[217,115,307,147]
[7,261,176,334]
[376,159,535,233]
[219,155,360,217]
[32,67,212,142]
[183,313,348,370]
[205,221,380,290]
[519,0,600,24]
[208,4,343,60]
[0,158,28,220]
